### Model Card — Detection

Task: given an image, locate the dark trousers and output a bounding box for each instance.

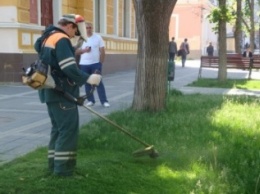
[80,62,108,104]
[181,54,187,67]
[47,101,79,176]
[169,52,175,61]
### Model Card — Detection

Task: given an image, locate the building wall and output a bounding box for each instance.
[169,0,218,58]
[0,0,224,82]
[0,0,137,82]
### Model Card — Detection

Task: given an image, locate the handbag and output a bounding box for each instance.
[177,49,182,56]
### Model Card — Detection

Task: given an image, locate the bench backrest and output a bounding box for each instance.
[200,56,219,67]
[201,56,251,68]
[226,56,250,68]
[252,56,260,68]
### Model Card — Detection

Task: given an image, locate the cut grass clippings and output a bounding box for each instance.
[188,78,260,89]
[0,91,260,193]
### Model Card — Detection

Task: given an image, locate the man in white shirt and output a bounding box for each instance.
[76,22,110,107]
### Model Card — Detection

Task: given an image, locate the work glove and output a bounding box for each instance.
[87,73,102,86]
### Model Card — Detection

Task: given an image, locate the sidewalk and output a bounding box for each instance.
[0,59,260,165]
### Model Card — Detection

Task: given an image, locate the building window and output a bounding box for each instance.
[94,0,106,33]
[94,0,100,32]
[123,0,130,37]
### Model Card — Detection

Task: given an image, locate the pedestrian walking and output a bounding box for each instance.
[169,37,177,61]
[179,38,190,67]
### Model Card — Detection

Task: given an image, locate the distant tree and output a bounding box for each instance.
[132,0,177,111]
[247,0,255,52]
[225,0,260,53]
[218,1,228,81]
[234,0,242,53]
[238,0,257,52]
[208,0,232,81]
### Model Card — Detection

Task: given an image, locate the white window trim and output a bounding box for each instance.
[37,0,41,25]
[113,0,118,36]
[171,14,179,40]
[52,0,62,26]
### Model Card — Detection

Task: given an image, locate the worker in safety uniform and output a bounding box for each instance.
[34,14,101,176]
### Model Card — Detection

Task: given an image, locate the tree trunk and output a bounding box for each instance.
[218,0,227,81]
[234,0,242,54]
[132,0,177,111]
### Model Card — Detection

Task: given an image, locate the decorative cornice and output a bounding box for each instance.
[0,23,45,30]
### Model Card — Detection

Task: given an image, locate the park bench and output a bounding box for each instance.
[251,55,260,69]
[198,55,252,79]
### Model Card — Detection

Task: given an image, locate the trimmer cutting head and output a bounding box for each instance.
[132,145,159,158]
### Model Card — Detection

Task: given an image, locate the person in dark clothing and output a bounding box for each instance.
[168,37,177,61]
[244,42,249,49]
[180,38,190,67]
[34,14,101,177]
[206,42,214,56]
[242,47,253,58]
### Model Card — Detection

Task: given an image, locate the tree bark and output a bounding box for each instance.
[218,0,227,81]
[132,0,177,111]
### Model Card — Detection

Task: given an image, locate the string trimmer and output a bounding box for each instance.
[55,86,159,159]
[82,103,159,158]
[21,63,158,158]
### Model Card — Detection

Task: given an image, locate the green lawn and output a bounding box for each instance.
[188,78,260,89]
[0,90,260,193]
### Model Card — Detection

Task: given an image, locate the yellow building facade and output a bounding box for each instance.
[0,0,137,82]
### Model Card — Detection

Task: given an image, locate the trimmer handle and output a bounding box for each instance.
[54,85,78,103]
